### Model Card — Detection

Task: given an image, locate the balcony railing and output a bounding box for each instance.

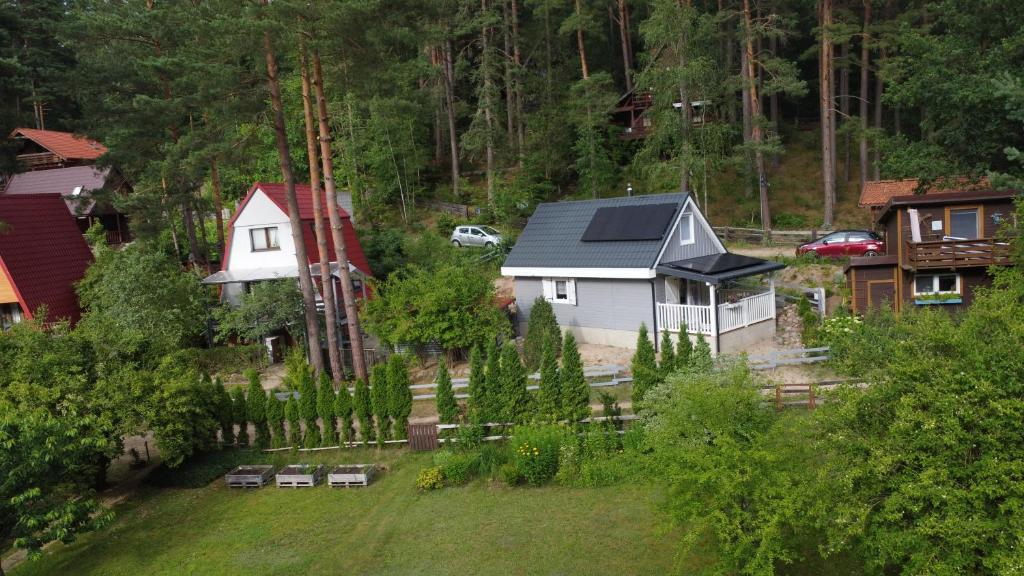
[16,152,63,170]
[905,238,1012,270]
[656,290,776,336]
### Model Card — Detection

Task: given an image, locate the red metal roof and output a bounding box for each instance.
[226,182,372,277]
[0,194,93,324]
[859,177,990,207]
[10,128,108,161]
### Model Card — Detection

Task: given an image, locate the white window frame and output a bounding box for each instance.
[912,273,960,296]
[542,277,577,305]
[249,226,280,252]
[678,212,695,246]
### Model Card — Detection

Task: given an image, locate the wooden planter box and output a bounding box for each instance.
[328,464,377,488]
[275,464,325,488]
[225,465,276,488]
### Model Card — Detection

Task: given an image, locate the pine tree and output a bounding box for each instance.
[388,354,413,440]
[215,377,234,445]
[677,324,693,369]
[266,392,286,449]
[690,333,713,373]
[298,370,320,448]
[284,394,301,447]
[631,323,660,405]
[523,297,561,371]
[467,345,487,422]
[660,330,677,375]
[246,370,269,450]
[483,340,501,423]
[370,363,390,444]
[536,333,561,422]
[560,332,590,425]
[353,378,374,445]
[317,372,337,447]
[335,383,355,445]
[499,343,530,424]
[435,357,459,424]
[230,386,248,446]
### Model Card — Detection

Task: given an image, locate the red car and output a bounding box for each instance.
[796,230,885,258]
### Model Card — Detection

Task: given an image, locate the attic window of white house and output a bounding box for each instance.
[250,226,280,252]
[542,278,576,305]
[678,212,694,245]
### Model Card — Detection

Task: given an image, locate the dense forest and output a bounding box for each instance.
[2,0,1023,255]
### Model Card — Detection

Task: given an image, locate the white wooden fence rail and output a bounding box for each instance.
[655,303,714,334]
[717,289,776,334]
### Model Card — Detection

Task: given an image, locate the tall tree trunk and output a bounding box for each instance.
[481,0,496,202]
[873,47,885,180]
[617,0,633,92]
[301,38,345,382]
[182,200,203,265]
[740,41,753,199]
[510,0,525,162]
[859,0,871,190]
[840,41,851,183]
[743,0,771,233]
[442,38,461,197]
[820,0,836,228]
[211,158,225,257]
[503,2,515,152]
[313,50,370,383]
[575,0,590,79]
[769,34,781,167]
[261,25,324,374]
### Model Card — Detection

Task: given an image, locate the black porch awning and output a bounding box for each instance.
[656,253,785,285]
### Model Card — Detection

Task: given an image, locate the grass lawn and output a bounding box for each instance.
[11,449,687,576]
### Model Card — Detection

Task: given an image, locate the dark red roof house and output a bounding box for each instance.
[0,194,94,328]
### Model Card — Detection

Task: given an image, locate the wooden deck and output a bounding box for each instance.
[906,238,1012,270]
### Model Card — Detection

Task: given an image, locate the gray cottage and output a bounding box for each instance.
[501,193,785,355]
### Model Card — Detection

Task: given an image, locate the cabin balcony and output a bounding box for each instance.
[16,152,64,170]
[905,238,1012,270]
[656,287,776,335]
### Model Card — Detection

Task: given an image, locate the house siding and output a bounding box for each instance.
[515,277,656,335]
[0,266,17,304]
[658,204,723,264]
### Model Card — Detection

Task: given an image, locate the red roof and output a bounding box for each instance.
[10,128,108,162]
[0,194,93,324]
[859,177,990,207]
[226,182,372,277]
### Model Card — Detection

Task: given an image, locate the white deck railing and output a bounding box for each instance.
[657,289,775,336]
[656,303,714,334]
[717,290,775,333]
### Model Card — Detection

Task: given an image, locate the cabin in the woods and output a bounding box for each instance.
[502,193,784,355]
[610,90,713,141]
[0,194,94,330]
[3,128,130,244]
[202,182,370,325]
[858,177,991,221]
[846,187,1018,314]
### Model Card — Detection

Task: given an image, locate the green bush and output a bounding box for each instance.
[510,424,567,486]
[433,450,481,486]
[771,212,808,229]
[197,345,267,376]
[146,448,263,489]
[436,212,460,236]
[415,466,444,491]
[523,297,560,371]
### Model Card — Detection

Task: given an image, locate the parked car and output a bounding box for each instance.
[796,230,884,258]
[450,225,503,247]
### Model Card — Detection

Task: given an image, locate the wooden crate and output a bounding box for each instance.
[275,464,325,488]
[225,465,276,488]
[328,464,377,487]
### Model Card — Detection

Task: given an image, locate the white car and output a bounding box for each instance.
[450,225,503,247]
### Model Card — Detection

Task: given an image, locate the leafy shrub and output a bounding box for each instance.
[436,212,460,236]
[416,466,444,491]
[197,345,267,376]
[771,212,808,229]
[510,424,566,486]
[796,296,821,346]
[433,450,481,486]
[146,449,263,489]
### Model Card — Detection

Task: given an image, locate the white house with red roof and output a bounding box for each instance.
[202,182,371,314]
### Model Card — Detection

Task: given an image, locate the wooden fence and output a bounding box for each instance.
[421,199,481,218]
[714,226,821,246]
[760,379,866,411]
[748,347,829,370]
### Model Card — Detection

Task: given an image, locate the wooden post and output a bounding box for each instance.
[775,384,782,411]
[808,385,816,410]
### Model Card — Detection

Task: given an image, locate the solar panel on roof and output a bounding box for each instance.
[663,253,767,275]
[580,203,678,242]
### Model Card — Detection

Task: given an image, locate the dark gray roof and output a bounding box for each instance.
[657,253,785,285]
[2,165,110,216]
[504,193,687,269]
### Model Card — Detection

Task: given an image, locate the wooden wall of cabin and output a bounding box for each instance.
[0,266,18,305]
[901,267,994,313]
[847,264,898,314]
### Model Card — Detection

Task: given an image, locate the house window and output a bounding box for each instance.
[948,208,979,239]
[250,227,280,251]
[678,212,695,245]
[914,273,960,295]
[542,278,577,305]
[0,303,22,331]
